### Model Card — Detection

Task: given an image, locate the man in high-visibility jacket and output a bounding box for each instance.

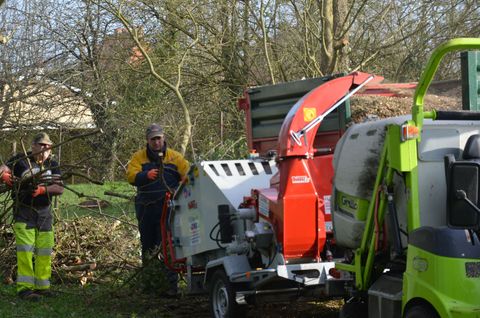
[127,123,189,295]
[0,132,63,301]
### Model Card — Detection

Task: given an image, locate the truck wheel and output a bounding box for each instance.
[405,304,439,318]
[339,301,367,318]
[209,270,247,318]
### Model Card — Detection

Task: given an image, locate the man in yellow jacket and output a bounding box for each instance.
[127,123,189,295]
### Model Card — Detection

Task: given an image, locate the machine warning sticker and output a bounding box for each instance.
[189,219,201,246]
[259,194,270,218]
[188,200,197,209]
[324,195,331,214]
[466,262,480,278]
[325,221,333,232]
[183,186,191,198]
[303,107,317,122]
[291,176,310,184]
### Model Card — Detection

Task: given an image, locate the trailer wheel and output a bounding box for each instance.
[209,270,246,318]
[405,304,439,318]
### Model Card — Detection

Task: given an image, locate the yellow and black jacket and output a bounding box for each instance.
[127,145,189,204]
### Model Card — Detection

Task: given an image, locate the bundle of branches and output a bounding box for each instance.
[54,216,141,285]
[0,223,16,285]
[0,215,141,286]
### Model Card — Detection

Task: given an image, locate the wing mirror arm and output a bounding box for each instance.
[455,190,480,215]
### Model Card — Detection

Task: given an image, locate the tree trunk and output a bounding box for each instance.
[333,0,349,72]
[320,0,348,74]
[320,0,334,74]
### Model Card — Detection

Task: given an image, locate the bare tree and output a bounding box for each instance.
[1,0,478,175]
[0,0,91,132]
[98,0,200,156]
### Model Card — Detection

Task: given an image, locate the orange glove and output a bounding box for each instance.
[1,171,13,187]
[32,186,47,197]
[146,169,159,180]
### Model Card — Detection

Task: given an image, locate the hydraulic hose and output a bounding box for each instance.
[161,192,186,273]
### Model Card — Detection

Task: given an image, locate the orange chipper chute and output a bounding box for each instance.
[257,72,381,262]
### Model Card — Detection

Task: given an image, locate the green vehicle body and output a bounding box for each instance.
[404,245,480,317]
[335,38,480,317]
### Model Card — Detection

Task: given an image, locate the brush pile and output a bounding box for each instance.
[0,212,140,286]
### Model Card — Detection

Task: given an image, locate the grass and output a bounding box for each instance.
[0,280,341,318]
[0,281,197,318]
[57,182,136,220]
[0,181,136,222]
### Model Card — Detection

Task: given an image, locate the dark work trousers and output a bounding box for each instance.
[135,199,163,254]
[135,198,177,292]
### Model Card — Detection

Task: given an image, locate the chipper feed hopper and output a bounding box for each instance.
[161,72,382,318]
[332,38,480,318]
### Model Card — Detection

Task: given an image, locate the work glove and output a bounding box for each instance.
[32,185,47,198]
[146,168,159,180]
[1,171,13,187]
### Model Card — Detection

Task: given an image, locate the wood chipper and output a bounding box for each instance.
[160,72,382,317]
[332,38,480,318]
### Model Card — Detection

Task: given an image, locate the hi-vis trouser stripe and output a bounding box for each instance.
[14,222,54,292]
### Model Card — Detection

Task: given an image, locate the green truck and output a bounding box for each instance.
[332,38,480,317]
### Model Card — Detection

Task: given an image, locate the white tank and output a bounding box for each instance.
[332,116,480,249]
[332,116,408,248]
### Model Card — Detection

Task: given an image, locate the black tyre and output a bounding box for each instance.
[209,270,247,318]
[405,304,439,318]
[339,301,368,318]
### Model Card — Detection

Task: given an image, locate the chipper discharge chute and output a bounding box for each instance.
[332,38,480,318]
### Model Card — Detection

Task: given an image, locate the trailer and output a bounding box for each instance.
[159,72,382,317]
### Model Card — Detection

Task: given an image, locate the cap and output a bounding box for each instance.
[32,132,53,145]
[146,123,164,140]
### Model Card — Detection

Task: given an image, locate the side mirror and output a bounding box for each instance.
[447,163,480,231]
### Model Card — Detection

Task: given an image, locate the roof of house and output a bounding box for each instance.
[2,81,96,130]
